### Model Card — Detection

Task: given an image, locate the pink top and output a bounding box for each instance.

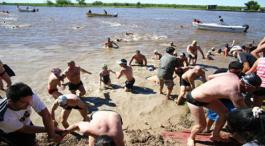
[257,58,265,88]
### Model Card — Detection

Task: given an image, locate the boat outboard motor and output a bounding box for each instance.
[243,24,249,33]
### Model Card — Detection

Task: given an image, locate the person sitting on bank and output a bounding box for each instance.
[0,82,63,146]
[99,64,112,89]
[51,94,89,128]
[105,37,119,49]
[110,59,135,92]
[65,110,124,146]
[129,50,147,66]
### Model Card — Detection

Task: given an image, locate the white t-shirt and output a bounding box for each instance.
[0,94,46,133]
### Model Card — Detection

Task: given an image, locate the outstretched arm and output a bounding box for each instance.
[246,59,258,74]
[198,46,205,59]
[80,67,92,74]
[129,56,135,66]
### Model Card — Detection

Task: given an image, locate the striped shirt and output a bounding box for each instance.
[257,58,265,88]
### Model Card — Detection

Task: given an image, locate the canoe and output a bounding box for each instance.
[86,13,118,17]
[192,22,249,33]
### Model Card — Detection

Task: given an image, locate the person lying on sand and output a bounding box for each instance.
[65,110,124,146]
[129,50,147,66]
[51,94,89,128]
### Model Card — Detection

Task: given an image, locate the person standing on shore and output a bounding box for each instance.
[186,40,205,65]
[48,68,65,99]
[186,73,261,146]
[157,47,181,100]
[63,61,92,97]
[111,59,135,92]
[0,82,63,145]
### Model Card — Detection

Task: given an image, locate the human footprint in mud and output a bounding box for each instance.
[65,110,124,146]
[186,73,261,146]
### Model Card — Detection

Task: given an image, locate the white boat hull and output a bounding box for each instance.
[192,22,249,33]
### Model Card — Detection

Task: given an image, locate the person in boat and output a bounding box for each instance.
[51,94,89,128]
[186,73,261,146]
[186,40,205,65]
[104,9,108,15]
[105,37,119,49]
[218,16,224,25]
[88,9,92,14]
[0,60,12,91]
[129,50,147,66]
[48,68,65,99]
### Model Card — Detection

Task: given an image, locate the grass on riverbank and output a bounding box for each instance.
[1,2,263,12]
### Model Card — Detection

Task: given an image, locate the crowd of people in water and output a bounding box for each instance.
[0,34,265,146]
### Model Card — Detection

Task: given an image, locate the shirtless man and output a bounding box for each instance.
[186,73,261,146]
[48,68,64,99]
[129,50,147,66]
[186,40,205,65]
[111,59,135,92]
[251,37,265,58]
[176,66,206,105]
[63,61,92,97]
[51,94,89,128]
[65,111,124,146]
[0,60,12,91]
[105,37,119,49]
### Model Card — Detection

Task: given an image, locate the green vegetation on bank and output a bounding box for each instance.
[1,0,264,12]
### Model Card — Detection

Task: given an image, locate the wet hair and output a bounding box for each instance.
[94,135,116,146]
[228,61,243,70]
[136,50,140,53]
[6,82,33,103]
[166,47,175,54]
[227,108,265,144]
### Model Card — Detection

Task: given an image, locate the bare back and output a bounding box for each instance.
[192,73,241,104]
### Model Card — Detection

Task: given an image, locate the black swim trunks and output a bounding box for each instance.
[102,74,110,84]
[180,78,191,87]
[68,81,83,91]
[253,87,265,96]
[186,92,209,107]
[64,105,82,110]
[125,78,135,90]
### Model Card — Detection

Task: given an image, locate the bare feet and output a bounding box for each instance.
[210,135,230,142]
[187,137,195,146]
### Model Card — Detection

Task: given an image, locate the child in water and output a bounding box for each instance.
[99,64,112,89]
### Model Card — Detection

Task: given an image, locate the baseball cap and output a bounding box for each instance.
[241,73,262,87]
[117,59,127,65]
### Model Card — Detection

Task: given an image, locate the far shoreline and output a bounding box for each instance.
[1,2,265,13]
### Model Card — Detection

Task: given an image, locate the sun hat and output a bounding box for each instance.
[241,73,262,87]
[58,95,68,107]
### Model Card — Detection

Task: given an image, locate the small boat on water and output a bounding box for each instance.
[192,21,249,33]
[86,13,118,17]
[17,6,39,12]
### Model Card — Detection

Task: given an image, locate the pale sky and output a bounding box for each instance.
[1,0,265,7]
